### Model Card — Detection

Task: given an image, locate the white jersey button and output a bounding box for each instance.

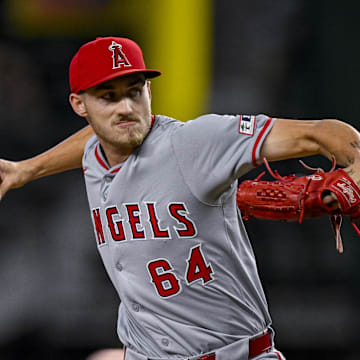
[116,262,123,271]
[102,188,109,201]
[132,303,140,312]
[101,176,113,202]
[161,338,169,346]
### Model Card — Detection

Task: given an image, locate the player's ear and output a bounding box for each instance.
[146,80,152,100]
[69,93,88,117]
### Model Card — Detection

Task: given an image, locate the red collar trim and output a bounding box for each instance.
[150,114,155,130]
[95,144,109,170]
[95,145,122,173]
[110,167,121,174]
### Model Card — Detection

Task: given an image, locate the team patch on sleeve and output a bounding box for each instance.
[238,115,256,136]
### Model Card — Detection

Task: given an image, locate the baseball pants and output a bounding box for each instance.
[123,327,286,360]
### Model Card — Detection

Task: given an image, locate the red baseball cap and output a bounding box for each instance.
[69,37,161,93]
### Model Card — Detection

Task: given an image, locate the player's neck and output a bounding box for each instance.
[100,143,134,167]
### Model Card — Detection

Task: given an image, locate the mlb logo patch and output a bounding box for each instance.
[239,115,256,136]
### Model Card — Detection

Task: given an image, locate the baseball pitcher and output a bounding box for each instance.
[1,37,360,360]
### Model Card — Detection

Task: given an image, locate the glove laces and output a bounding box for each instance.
[262,156,343,253]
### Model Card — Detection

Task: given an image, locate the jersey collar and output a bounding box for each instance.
[94,144,121,173]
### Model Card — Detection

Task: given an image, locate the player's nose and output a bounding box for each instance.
[116,97,132,115]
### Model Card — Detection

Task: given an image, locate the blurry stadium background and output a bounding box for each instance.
[0,0,359,359]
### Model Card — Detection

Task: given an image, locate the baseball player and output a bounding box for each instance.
[1,36,360,360]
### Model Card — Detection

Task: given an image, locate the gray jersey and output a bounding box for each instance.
[82,114,275,359]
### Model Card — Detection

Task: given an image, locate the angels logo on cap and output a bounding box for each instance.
[69,36,161,93]
[108,41,131,69]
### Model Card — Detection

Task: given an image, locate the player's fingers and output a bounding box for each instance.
[0,161,8,200]
[322,192,339,210]
[0,178,12,200]
[0,185,6,201]
[86,349,124,360]
[0,160,23,200]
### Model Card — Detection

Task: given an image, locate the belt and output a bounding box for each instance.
[125,331,272,360]
[187,332,272,360]
[248,332,272,358]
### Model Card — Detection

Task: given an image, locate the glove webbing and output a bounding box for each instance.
[263,157,344,253]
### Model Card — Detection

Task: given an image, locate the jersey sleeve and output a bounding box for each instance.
[171,114,275,204]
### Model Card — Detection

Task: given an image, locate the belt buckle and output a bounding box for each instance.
[189,353,216,360]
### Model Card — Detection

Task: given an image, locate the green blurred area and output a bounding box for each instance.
[5,0,212,121]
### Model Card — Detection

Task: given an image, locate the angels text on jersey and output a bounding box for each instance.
[91,201,198,244]
[90,201,215,299]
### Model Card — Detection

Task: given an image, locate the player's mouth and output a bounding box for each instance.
[116,121,136,127]
[114,119,138,127]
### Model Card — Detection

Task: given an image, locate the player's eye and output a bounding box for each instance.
[128,87,142,99]
[100,92,117,101]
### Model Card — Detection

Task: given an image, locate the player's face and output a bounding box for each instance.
[76,74,152,154]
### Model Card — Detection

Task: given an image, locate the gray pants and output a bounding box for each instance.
[124,344,286,360]
[124,327,286,360]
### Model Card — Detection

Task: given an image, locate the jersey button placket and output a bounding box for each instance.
[115,261,123,271]
[101,175,113,202]
[102,188,109,201]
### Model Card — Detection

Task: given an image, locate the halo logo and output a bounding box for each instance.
[108,41,131,69]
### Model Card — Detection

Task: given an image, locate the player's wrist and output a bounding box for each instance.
[17,158,43,183]
[344,162,360,188]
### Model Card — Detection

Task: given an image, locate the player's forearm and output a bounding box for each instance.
[20,125,94,181]
[261,118,360,184]
[308,119,360,185]
[307,119,360,166]
[0,125,94,199]
[262,118,360,165]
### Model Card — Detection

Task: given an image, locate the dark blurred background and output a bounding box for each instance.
[0,0,359,359]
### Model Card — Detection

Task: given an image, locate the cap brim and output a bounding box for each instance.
[76,68,161,93]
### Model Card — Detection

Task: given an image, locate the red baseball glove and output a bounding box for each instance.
[236,158,360,253]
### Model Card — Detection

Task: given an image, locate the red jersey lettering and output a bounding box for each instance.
[186,245,214,285]
[106,206,125,241]
[92,208,106,245]
[168,203,197,238]
[147,259,181,298]
[125,203,145,239]
[146,202,170,238]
